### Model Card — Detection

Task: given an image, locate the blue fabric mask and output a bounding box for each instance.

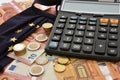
[0,1,57,72]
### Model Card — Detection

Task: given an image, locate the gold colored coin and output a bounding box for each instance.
[42,23,53,29]
[54,64,66,73]
[27,42,40,51]
[57,57,69,65]
[13,43,26,56]
[42,23,53,35]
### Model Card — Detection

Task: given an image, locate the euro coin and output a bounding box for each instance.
[54,64,66,73]
[27,42,40,51]
[13,43,26,56]
[29,65,44,76]
[42,23,53,35]
[35,34,48,42]
[42,23,53,29]
[35,56,48,65]
[57,57,69,65]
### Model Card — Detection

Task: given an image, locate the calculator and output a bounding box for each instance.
[45,0,120,61]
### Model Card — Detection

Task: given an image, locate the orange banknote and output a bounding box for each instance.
[0,0,23,25]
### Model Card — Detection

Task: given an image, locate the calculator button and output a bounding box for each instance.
[59,19,66,23]
[79,21,87,25]
[109,28,118,34]
[100,23,108,26]
[107,48,117,56]
[84,38,94,45]
[52,35,61,41]
[71,44,81,52]
[54,29,63,34]
[95,40,106,54]
[57,23,65,29]
[88,22,96,26]
[60,15,67,19]
[98,27,107,33]
[110,19,118,24]
[110,24,118,27]
[69,20,77,24]
[109,34,118,40]
[67,24,76,30]
[89,18,97,22]
[100,18,109,23]
[98,33,107,39]
[63,36,72,42]
[80,17,87,21]
[108,41,117,48]
[49,41,58,49]
[75,31,84,37]
[83,45,93,53]
[77,25,86,30]
[85,32,94,38]
[87,26,96,31]
[70,16,78,20]
[65,30,74,36]
[73,37,83,43]
[60,43,70,50]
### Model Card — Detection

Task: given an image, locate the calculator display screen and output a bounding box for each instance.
[62,1,120,14]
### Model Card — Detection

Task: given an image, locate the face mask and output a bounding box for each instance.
[0,2,57,72]
[33,0,62,6]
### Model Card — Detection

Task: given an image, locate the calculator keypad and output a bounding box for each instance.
[46,12,120,61]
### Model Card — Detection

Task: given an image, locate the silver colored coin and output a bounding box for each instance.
[29,65,44,76]
[35,34,48,42]
[27,42,40,51]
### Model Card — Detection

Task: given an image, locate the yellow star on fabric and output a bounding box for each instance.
[10,37,17,42]
[8,45,13,51]
[29,23,35,27]
[16,29,22,33]
[36,25,40,28]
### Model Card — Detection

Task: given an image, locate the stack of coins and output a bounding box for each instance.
[42,23,53,35]
[54,64,66,73]
[54,57,70,73]
[29,65,44,76]
[13,43,26,56]
[35,34,48,42]
[27,42,40,51]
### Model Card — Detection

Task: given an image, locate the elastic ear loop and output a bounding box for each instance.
[56,4,59,14]
[55,0,62,14]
